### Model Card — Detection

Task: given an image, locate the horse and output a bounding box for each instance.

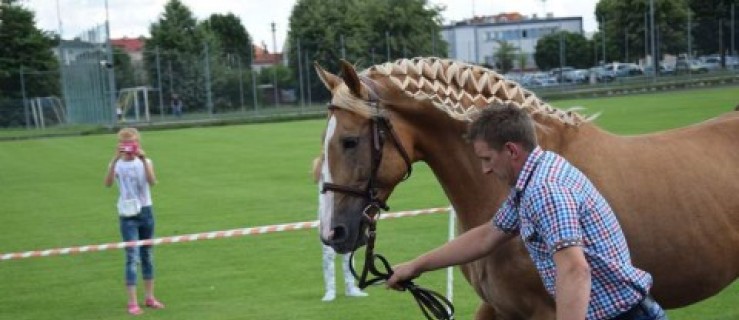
[315,57,739,319]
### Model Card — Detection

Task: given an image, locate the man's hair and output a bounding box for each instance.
[467,102,537,151]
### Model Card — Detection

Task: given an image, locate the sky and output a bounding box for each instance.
[23,0,598,52]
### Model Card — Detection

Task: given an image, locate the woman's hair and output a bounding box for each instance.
[118,127,140,141]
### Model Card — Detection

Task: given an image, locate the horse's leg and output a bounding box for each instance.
[474,302,497,320]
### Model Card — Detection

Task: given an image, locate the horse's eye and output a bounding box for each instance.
[341,137,359,149]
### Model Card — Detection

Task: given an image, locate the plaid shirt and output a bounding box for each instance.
[493,147,652,320]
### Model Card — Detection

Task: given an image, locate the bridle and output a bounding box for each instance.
[321,76,454,320]
[320,76,413,213]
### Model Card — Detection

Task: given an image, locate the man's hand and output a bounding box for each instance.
[386,260,421,291]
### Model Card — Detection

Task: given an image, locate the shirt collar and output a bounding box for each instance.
[514,146,544,193]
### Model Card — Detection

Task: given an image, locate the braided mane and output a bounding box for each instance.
[351,57,586,125]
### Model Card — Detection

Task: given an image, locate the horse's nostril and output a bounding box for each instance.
[331,225,348,243]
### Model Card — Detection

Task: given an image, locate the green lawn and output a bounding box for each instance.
[0,86,736,319]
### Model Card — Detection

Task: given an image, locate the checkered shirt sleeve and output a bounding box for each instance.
[493,192,520,234]
[531,183,584,253]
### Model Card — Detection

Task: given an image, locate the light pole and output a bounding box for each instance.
[104,0,118,124]
[649,0,658,78]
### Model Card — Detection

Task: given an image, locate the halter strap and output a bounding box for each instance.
[348,214,455,320]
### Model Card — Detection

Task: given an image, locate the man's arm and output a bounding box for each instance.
[387,223,514,290]
[553,246,591,320]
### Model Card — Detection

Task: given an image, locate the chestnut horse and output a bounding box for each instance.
[315,57,739,319]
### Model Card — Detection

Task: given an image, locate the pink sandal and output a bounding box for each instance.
[145,297,165,309]
[127,303,143,316]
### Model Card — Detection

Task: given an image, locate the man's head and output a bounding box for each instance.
[467,103,537,186]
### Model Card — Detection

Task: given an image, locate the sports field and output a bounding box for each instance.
[0,86,736,319]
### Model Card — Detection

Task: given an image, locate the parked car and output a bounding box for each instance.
[643,64,675,76]
[563,69,590,84]
[549,67,575,82]
[603,63,644,77]
[590,66,615,82]
[675,59,709,74]
[700,56,723,71]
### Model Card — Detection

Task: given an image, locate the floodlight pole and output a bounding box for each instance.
[649,0,658,78]
[105,0,118,125]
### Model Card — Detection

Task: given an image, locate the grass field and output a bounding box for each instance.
[0,86,737,320]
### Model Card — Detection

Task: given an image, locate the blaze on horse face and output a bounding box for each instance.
[316,61,412,254]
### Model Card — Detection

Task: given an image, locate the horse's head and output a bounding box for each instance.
[315,60,415,254]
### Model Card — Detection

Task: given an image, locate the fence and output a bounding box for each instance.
[3,26,738,130]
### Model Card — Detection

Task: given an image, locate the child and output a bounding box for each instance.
[104,128,165,315]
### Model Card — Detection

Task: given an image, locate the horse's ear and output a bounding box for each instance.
[339,59,363,98]
[314,62,342,91]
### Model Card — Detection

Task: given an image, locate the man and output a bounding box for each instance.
[386,103,667,320]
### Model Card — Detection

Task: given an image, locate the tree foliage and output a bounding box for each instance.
[0,1,58,98]
[0,1,59,127]
[493,40,518,74]
[204,13,253,65]
[535,31,593,70]
[286,0,448,100]
[595,0,689,63]
[144,0,208,110]
[688,0,739,57]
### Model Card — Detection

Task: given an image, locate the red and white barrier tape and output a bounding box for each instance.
[1,207,450,261]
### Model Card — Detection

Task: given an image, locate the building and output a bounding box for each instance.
[441,13,583,71]
[251,42,283,71]
[110,37,145,63]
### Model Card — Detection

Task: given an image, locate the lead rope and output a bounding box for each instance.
[349,211,455,320]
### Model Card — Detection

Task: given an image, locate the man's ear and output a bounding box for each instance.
[504,142,520,159]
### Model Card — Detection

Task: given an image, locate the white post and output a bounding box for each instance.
[133,90,140,122]
[143,87,150,122]
[446,206,456,304]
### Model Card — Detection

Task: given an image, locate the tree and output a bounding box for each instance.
[113,47,135,88]
[689,0,739,59]
[203,13,253,66]
[493,40,518,74]
[534,31,593,70]
[287,0,448,101]
[0,1,59,127]
[144,0,207,112]
[596,0,689,64]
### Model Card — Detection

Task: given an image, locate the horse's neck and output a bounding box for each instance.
[411,119,508,230]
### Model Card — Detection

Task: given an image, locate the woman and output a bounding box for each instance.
[104,128,165,315]
[312,156,368,302]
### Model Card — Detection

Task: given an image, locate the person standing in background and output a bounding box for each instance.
[313,156,368,302]
[171,94,183,118]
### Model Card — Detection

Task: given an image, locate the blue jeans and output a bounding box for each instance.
[612,295,668,320]
[119,206,155,286]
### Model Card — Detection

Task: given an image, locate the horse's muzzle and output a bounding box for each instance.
[322,223,367,254]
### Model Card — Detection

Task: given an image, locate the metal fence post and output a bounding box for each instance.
[204,41,213,116]
[249,45,259,114]
[20,66,30,129]
[238,55,245,114]
[156,46,164,121]
[304,50,312,106]
[297,39,305,112]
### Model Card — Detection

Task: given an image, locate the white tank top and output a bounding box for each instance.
[114,158,153,210]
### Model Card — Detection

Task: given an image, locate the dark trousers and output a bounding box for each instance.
[611,295,668,320]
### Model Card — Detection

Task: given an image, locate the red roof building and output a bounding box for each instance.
[111,37,145,64]
[252,44,283,71]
